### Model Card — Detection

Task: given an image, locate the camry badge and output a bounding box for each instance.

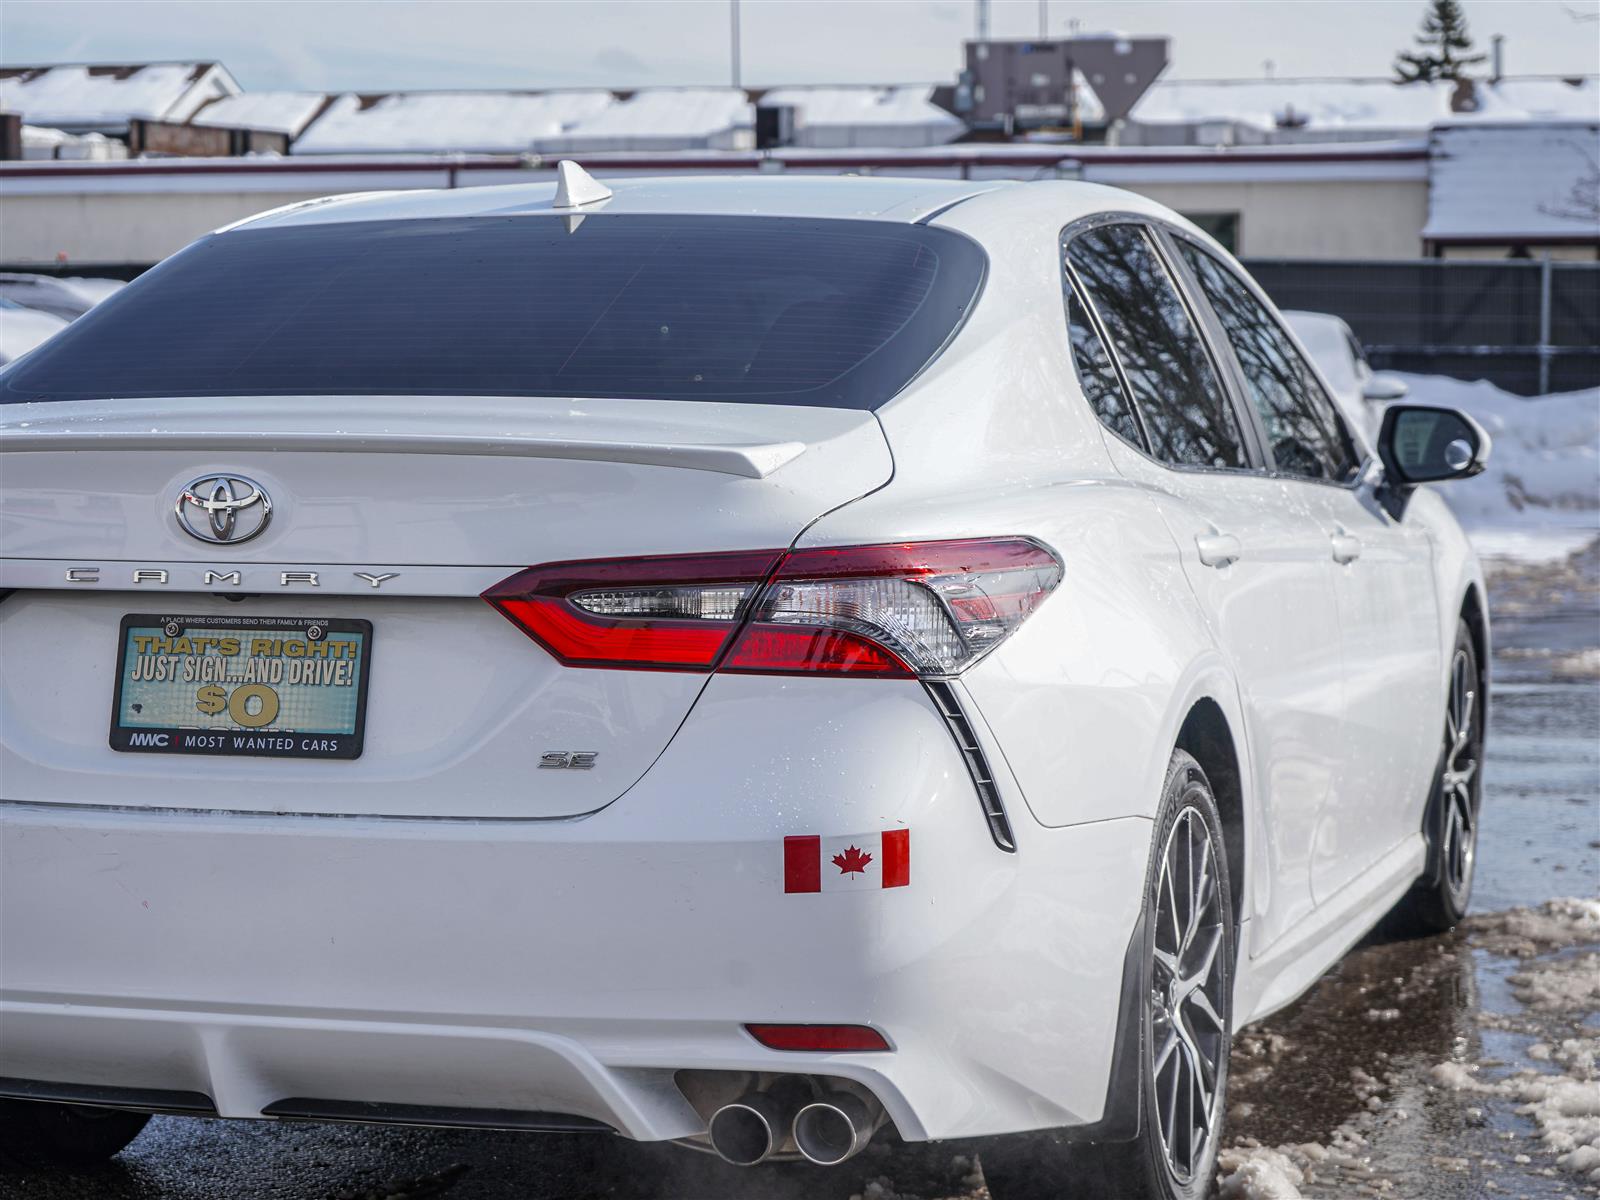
[175,474,273,545]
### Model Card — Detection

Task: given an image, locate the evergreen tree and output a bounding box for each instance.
[1394,0,1488,83]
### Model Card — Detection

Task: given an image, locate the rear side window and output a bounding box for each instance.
[1066,224,1248,470]
[1177,240,1360,482]
[0,215,986,410]
[1065,288,1143,448]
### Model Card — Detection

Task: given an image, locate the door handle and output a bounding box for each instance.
[1330,533,1363,564]
[1195,532,1242,567]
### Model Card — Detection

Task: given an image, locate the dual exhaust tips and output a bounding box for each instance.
[707,1079,877,1167]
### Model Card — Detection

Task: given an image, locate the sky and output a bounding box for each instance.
[2,0,1597,92]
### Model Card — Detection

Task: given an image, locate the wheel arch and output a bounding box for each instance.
[1459,582,1490,731]
[1173,697,1246,948]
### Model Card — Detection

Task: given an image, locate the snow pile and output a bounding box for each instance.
[1424,899,1600,1185]
[1462,897,1600,956]
[1216,1144,1306,1198]
[20,124,127,160]
[1396,373,1600,559]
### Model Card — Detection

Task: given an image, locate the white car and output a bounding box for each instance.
[0,169,1491,1200]
[0,297,69,367]
[1282,308,1410,444]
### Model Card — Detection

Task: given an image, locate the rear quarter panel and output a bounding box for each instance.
[802,184,1240,830]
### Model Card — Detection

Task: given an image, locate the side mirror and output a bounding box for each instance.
[1361,373,1409,403]
[1376,404,1491,517]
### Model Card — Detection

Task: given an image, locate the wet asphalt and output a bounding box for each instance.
[3,539,1597,1200]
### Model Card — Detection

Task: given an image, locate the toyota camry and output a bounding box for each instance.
[0,166,1490,1200]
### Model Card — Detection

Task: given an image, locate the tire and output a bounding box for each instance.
[981,750,1235,1200]
[1390,619,1482,936]
[0,1100,150,1168]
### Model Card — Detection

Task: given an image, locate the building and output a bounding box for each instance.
[0,62,241,136]
[1424,120,1600,258]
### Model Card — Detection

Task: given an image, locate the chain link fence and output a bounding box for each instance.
[1243,258,1600,396]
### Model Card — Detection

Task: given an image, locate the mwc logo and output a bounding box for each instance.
[128,732,170,747]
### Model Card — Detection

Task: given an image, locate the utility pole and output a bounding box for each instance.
[976,0,989,41]
[730,0,742,89]
[1039,0,1048,37]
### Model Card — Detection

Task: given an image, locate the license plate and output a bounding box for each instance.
[110,614,373,759]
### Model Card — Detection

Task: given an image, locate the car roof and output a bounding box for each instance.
[227,173,1018,234]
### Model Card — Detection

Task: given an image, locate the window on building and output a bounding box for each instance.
[1182,213,1240,255]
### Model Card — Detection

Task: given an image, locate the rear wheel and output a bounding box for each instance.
[0,1100,150,1168]
[981,750,1234,1200]
[1390,619,1482,935]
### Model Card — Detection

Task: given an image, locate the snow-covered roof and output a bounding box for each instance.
[1471,79,1600,122]
[758,85,962,149]
[532,88,753,154]
[0,63,240,132]
[292,90,614,155]
[191,91,329,137]
[1426,122,1600,242]
[1131,78,1457,133]
[1129,76,1599,139]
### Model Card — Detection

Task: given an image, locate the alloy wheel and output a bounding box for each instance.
[1150,805,1228,1185]
[1440,647,1479,904]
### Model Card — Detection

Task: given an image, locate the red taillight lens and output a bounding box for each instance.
[483,537,1060,677]
[744,1023,892,1052]
[483,550,783,670]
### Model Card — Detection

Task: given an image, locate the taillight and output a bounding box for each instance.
[483,537,1060,678]
[482,550,783,670]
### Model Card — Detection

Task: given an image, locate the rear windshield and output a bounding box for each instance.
[0,214,985,410]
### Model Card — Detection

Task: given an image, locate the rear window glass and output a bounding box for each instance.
[0,215,986,410]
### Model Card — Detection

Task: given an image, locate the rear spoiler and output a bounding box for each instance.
[0,429,805,479]
[0,395,837,479]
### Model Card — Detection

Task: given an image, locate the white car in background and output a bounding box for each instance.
[0,170,1491,1200]
[0,298,68,367]
[1283,308,1410,443]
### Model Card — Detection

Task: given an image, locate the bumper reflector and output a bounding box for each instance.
[744,1024,892,1052]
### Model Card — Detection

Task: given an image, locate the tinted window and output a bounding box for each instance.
[1065,288,1143,448]
[1067,225,1248,470]
[0,215,986,410]
[1177,240,1360,482]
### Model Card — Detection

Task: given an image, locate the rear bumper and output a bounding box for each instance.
[0,676,1151,1143]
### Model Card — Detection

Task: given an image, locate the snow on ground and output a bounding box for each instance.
[1396,373,1600,562]
[1217,900,1600,1199]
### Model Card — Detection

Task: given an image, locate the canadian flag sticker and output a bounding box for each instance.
[784,830,910,893]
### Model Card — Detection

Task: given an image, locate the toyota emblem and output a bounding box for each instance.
[174,474,273,544]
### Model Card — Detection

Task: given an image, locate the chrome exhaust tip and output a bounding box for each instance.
[707,1091,785,1166]
[793,1092,874,1166]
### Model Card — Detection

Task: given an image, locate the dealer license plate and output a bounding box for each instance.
[110,614,372,759]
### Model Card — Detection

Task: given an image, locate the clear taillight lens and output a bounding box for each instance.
[726,539,1061,677]
[484,538,1061,678]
